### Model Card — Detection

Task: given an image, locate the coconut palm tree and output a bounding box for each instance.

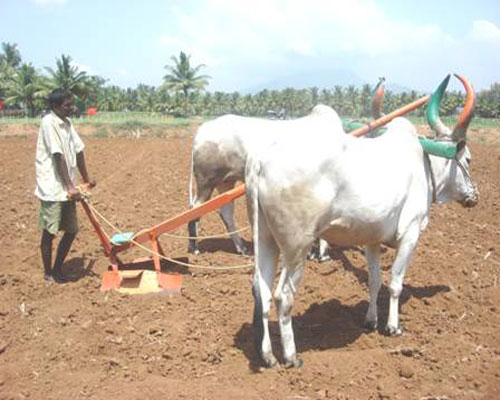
[4,63,40,117]
[0,42,22,69]
[136,84,156,112]
[163,51,210,98]
[43,54,92,100]
[0,61,16,96]
[0,43,22,101]
[344,85,359,117]
[359,84,372,117]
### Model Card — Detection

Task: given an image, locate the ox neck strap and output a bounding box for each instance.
[424,152,437,203]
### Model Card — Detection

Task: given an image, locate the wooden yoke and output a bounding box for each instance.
[349,95,430,137]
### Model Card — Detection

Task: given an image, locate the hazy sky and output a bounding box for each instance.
[2,0,499,92]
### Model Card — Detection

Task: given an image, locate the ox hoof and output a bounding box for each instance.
[188,246,201,256]
[236,243,251,256]
[284,356,303,369]
[363,320,378,332]
[261,353,279,368]
[237,248,250,256]
[384,325,403,336]
[318,255,331,263]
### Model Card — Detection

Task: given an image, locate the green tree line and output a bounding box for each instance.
[0,42,498,119]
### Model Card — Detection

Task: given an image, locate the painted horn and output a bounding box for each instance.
[371,77,385,119]
[427,74,453,141]
[451,74,475,143]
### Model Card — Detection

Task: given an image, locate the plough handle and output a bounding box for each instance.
[79,198,112,255]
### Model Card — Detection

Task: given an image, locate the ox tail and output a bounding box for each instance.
[245,154,261,268]
[245,152,264,351]
[188,147,195,208]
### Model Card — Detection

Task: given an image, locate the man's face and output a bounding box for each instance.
[54,97,74,119]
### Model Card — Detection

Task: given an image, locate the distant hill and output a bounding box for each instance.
[385,82,415,94]
[244,69,364,93]
[243,68,414,94]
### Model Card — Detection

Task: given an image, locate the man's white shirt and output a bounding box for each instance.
[35,112,85,201]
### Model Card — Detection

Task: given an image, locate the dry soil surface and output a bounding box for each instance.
[0,123,499,400]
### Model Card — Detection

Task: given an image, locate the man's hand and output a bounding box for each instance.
[87,180,97,189]
[67,187,82,201]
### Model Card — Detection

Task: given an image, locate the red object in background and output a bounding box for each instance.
[0,99,5,110]
[87,107,97,115]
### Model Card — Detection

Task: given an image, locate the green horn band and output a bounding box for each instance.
[418,137,457,159]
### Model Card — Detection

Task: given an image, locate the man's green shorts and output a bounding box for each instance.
[39,200,78,235]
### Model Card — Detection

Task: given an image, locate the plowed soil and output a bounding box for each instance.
[0,123,499,400]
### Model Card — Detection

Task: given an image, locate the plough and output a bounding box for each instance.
[81,78,469,294]
[80,185,246,294]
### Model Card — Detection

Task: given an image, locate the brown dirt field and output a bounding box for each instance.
[0,124,499,400]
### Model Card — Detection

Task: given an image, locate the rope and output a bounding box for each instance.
[83,198,254,271]
[424,153,437,203]
[80,147,250,240]
[79,150,250,240]
[163,225,250,240]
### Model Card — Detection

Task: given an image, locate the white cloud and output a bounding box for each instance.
[288,40,316,57]
[155,0,494,91]
[161,0,453,63]
[467,20,500,44]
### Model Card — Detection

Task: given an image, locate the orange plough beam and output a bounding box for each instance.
[111,184,246,253]
[349,94,430,137]
[81,184,246,258]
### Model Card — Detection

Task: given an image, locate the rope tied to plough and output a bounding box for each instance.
[82,195,254,270]
[163,225,250,240]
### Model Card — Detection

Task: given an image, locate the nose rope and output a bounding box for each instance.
[455,158,478,202]
[424,153,437,203]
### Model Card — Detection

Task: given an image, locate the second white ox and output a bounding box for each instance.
[245,75,477,368]
[187,88,384,256]
[187,107,346,255]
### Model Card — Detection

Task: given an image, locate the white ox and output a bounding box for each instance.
[188,89,385,256]
[245,75,477,368]
[188,113,334,256]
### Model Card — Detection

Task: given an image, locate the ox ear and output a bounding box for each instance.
[427,75,453,141]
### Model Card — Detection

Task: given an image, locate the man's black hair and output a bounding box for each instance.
[48,89,72,110]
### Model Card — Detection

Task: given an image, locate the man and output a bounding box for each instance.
[35,89,95,283]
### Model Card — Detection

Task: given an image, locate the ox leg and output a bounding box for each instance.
[188,185,214,255]
[274,251,308,368]
[385,225,420,336]
[216,182,250,255]
[317,239,331,263]
[252,216,280,367]
[307,238,318,260]
[187,219,201,255]
[307,239,330,262]
[219,202,250,255]
[364,244,382,331]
